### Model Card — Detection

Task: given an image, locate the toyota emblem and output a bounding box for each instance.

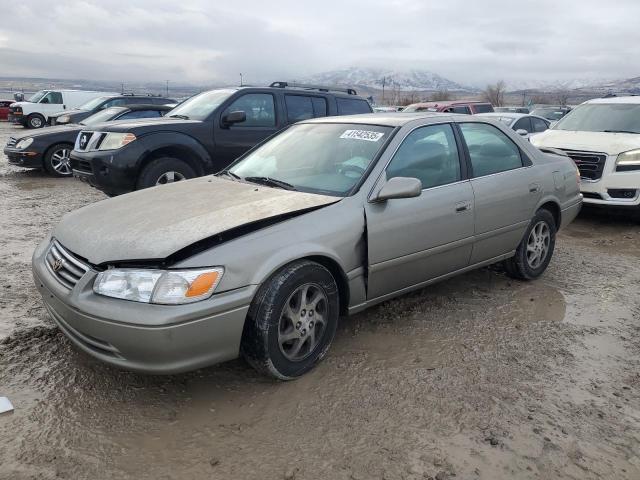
[52,258,64,272]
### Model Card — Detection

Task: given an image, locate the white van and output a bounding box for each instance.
[531,96,640,209]
[9,90,117,128]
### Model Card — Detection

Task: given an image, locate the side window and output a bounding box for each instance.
[104,98,127,108]
[223,93,276,127]
[473,104,494,114]
[459,122,523,177]
[117,109,162,120]
[336,98,371,115]
[285,95,314,122]
[451,105,471,114]
[312,97,327,117]
[386,123,461,189]
[513,117,533,133]
[531,117,549,132]
[41,92,63,104]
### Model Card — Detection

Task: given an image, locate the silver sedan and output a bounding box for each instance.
[33,113,582,379]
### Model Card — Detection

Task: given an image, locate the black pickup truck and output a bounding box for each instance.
[70,82,373,196]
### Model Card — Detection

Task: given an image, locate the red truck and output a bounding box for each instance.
[0,100,14,121]
[403,100,494,114]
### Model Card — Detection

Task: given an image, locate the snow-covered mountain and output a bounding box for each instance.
[506,77,616,92]
[303,67,474,92]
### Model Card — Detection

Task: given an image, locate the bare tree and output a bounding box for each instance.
[429,89,452,102]
[530,95,549,105]
[483,80,507,107]
[555,90,570,106]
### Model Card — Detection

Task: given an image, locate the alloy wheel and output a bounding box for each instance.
[50,148,72,175]
[278,283,328,362]
[526,221,550,269]
[155,171,186,185]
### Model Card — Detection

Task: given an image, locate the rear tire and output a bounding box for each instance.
[44,143,74,177]
[241,260,340,380]
[504,209,556,280]
[26,113,45,129]
[136,157,196,190]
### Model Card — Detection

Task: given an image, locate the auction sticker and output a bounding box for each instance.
[340,130,384,142]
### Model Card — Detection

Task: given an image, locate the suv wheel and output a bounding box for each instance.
[27,113,45,129]
[504,209,556,280]
[44,143,73,177]
[241,260,340,380]
[136,157,196,190]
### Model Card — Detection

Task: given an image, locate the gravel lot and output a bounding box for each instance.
[0,120,639,480]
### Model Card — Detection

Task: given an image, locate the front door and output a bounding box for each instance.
[365,123,475,300]
[214,92,280,169]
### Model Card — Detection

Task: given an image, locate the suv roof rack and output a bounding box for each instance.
[121,93,164,97]
[269,81,357,95]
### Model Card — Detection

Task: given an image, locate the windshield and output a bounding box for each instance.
[78,96,110,111]
[27,90,47,103]
[81,107,125,125]
[166,89,235,121]
[228,123,393,196]
[553,103,640,133]
[531,108,566,121]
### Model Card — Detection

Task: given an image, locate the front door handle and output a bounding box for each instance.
[455,201,472,213]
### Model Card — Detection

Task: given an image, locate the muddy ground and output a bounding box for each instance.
[0,121,639,480]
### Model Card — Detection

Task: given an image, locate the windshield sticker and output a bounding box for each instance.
[340,130,385,142]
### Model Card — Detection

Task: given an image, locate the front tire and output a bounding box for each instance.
[26,113,45,129]
[44,143,73,177]
[241,260,340,380]
[136,157,196,190]
[504,209,556,280]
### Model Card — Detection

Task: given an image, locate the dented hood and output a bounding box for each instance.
[54,177,339,265]
[532,129,640,155]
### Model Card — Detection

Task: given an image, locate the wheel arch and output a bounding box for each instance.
[43,141,74,165]
[537,199,561,229]
[136,133,212,177]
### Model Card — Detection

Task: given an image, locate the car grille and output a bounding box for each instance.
[75,131,105,151]
[45,240,90,289]
[6,137,17,148]
[560,149,607,181]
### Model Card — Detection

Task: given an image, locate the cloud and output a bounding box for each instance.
[0,0,638,86]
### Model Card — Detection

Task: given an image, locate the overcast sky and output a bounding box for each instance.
[1,0,639,87]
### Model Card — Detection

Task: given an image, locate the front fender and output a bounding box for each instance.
[136,132,213,174]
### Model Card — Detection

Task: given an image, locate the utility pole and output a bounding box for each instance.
[121,83,124,94]
[239,73,243,87]
[522,90,526,107]
[382,77,386,104]
[165,80,169,96]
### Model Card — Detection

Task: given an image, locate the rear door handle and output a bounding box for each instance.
[455,201,472,213]
[529,183,541,193]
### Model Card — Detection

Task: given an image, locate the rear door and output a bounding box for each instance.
[365,122,475,299]
[457,121,541,264]
[213,92,280,167]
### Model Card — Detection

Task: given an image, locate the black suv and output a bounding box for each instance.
[70,82,372,196]
[49,94,175,125]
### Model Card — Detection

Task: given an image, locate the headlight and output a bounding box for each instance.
[93,267,224,304]
[15,138,33,149]
[57,115,71,124]
[616,149,640,168]
[97,132,136,151]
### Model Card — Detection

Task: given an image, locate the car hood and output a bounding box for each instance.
[12,124,81,140]
[87,117,202,134]
[531,129,640,155]
[53,177,340,265]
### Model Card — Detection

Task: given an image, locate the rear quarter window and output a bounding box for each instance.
[473,104,494,114]
[336,98,372,115]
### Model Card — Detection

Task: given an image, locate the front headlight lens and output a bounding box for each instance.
[93,268,224,304]
[57,115,71,124]
[616,149,640,166]
[15,137,33,149]
[97,132,136,151]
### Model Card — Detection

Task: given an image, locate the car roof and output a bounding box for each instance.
[407,100,491,108]
[477,112,528,119]
[584,96,640,105]
[303,112,456,127]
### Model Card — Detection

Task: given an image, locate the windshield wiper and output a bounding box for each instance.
[169,114,190,120]
[603,130,638,134]
[216,170,240,180]
[243,176,297,191]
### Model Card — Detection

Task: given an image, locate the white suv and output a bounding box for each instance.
[531,96,640,209]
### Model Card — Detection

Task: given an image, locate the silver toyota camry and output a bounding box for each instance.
[32,113,582,379]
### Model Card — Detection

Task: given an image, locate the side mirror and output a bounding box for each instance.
[221,110,246,128]
[516,129,528,136]
[14,93,24,102]
[372,177,422,202]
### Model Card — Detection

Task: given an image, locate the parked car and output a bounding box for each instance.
[34,112,582,378]
[0,100,14,120]
[373,106,404,113]
[531,96,640,209]
[4,105,171,177]
[495,106,530,114]
[49,94,176,126]
[530,106,571,124]
[476,112,550,140]
[70,82,373,196]
[9,89,117,128]
[403,100,494,114]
